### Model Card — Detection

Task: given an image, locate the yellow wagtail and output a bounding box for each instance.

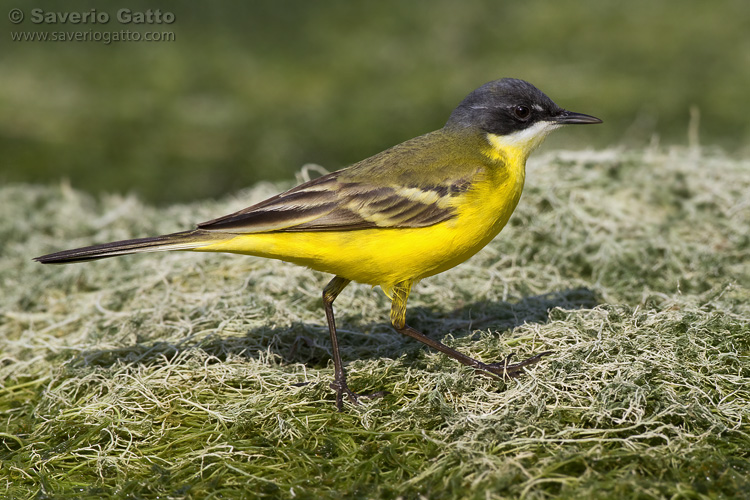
[36,78,601,409]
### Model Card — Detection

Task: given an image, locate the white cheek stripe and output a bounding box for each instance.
[488,121,561,150]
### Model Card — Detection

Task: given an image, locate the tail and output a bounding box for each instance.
[34,229,223,264]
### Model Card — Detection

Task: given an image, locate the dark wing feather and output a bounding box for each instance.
[197,170,471,234]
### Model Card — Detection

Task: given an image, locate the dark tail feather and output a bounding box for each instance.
[34,230,221,264]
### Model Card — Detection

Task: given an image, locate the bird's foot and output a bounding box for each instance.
[330,379,387,411]
[479,351,553,379]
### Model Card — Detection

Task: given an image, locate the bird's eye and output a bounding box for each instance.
[514,105,531,120]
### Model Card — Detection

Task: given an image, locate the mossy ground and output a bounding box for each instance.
[1,148,749,499]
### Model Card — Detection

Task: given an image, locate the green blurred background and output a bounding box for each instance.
[2,0,748,204]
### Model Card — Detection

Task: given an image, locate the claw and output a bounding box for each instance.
[330,380,359,410]
[330,380,387,411]
[480,351,553,379]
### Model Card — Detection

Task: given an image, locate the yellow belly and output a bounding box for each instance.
[195,222,479,290]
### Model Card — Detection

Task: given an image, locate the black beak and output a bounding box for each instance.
[555,110,603,125]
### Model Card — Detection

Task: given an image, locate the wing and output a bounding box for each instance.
[197,169,474,233]
[198,129,488,234]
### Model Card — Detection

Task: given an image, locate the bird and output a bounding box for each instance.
[35,78,602,409]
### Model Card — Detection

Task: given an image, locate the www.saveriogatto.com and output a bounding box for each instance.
[9,7,176,44]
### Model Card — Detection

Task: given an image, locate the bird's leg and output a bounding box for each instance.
[323,276,355,410]
[323,276,387,410]
[389,281,551,379]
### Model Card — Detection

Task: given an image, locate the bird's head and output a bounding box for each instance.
[446,78,602,158]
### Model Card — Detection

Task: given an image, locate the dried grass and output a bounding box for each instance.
[1,147,749,499]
